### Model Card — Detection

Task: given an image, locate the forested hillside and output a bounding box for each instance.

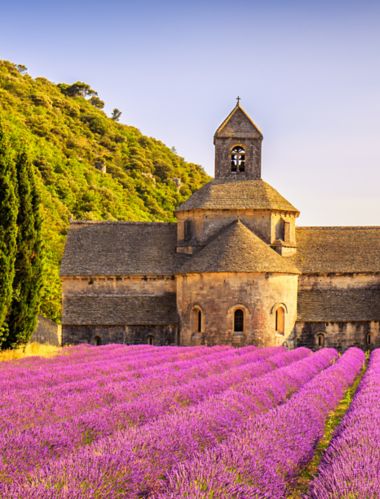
[0,60,210,322]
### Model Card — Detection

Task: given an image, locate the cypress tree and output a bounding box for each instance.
[3,150,43,348]
[0,124,18,346]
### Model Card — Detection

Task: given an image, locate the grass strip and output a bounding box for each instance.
[286,353,369,498]
[0,342,62,361]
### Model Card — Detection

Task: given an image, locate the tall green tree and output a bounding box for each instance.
[111,108,122,121]
[2,150,43,348]
[0,124,18,346]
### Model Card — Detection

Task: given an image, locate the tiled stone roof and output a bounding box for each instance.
[63,294,178,325]
[176,179,299,213]
[298,288,380,322]
[179,220,300,274]
[60,222,184,276]
[294,227,380,274]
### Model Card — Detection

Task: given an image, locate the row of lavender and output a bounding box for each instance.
[3,345,339,497]
[310,349,380,498]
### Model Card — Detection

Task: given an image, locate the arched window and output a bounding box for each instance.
[94,335,102,346]
[284,221,291,242]
[234,309,244,333]
[192,306,203,333]
[366,332,372,346]
[275,306,285,334]
[231,146,245,173]
[184,220,192,241]
[197,309,202,333]
[317,333,325,348]
[147,334,154,345]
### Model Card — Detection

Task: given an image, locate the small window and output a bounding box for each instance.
[366,332,372,346]
[192,306,203,333]
[184,220,192,241]
[275,307,285,335]
[317,333,325,348]
[94,335,102,346]
[231,146,245,173]
[147,334,154,345]
[234,309,244,333]
[197,309,202,333]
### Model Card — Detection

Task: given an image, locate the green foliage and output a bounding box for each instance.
[58,81,97,98]
[2,151,43,348]
[89,96,105,109]
[0,123,18,344]
[111,108,122,121]
[16,64,28,75]
[0,60,210,323]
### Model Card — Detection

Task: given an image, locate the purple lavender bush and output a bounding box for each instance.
[309,348,380,498]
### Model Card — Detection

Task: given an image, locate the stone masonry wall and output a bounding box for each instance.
[62,276,178,346]
[214,137,262,180]
[177,209,297,250]
[31,316,61,346]
[296,273,380,350]
[62,275,176,296]
[62,324,178,346]
[294,321,380,350]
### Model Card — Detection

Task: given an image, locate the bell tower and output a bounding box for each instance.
[214,99,263,180]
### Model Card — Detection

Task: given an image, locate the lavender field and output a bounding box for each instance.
[0,344,376,498]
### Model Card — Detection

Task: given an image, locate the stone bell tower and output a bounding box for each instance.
[214,98,263,180]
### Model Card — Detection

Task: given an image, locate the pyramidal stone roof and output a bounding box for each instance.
[176,178,299,214]
[179,220,300,274]
[214,103,263,139]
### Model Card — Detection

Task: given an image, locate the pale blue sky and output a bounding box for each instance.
[1,0,379,225]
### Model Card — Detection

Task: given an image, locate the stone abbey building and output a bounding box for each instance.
[61,103,380,350]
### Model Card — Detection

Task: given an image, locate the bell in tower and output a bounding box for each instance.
[214,98,263,180]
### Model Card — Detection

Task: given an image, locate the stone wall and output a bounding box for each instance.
[31,316,61,346]
[214,137,262,180]
[177,272,298,347]
[62,275,176,296]
[295,272,380,350]
[125,324,178,345]
[294,321,380,350]
[62,324,178,346]
[176,209,297,251]
[299,273,380,290]
[62,275,178,346]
